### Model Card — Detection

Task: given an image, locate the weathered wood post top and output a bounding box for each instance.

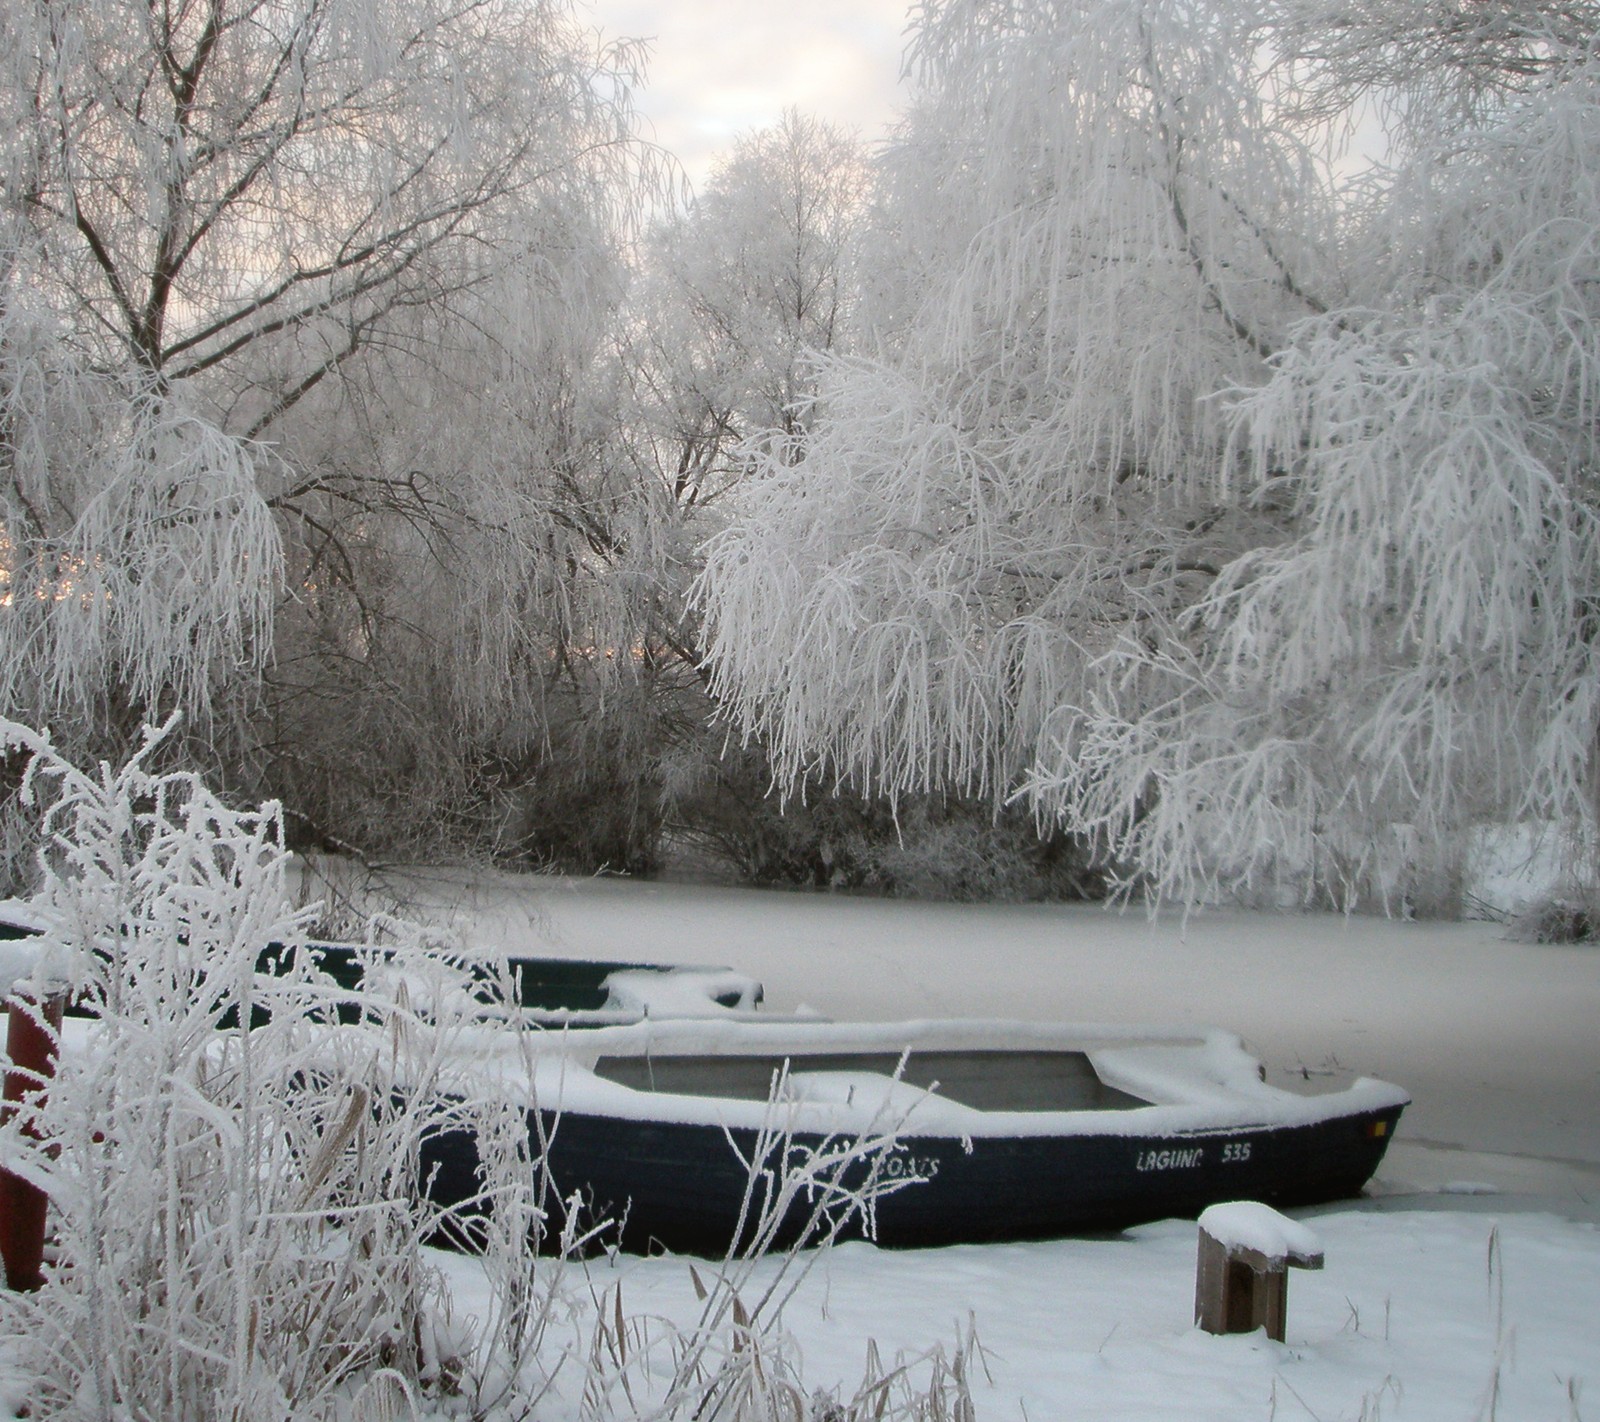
[1195,1200,1324,1343]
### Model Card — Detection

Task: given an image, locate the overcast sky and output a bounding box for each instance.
[588,0,915,190]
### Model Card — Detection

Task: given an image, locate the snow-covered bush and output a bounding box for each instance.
[0,720,527,1417]
[1508,893,1598,943]
[659,742,1103,899]
[0,720,971,1419]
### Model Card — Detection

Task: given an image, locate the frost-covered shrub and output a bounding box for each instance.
[861,802,1106,903]
[1508,889,1600,944]
[0,719,976,1420]
[0,720,535,1418]
[658,742,1102,899]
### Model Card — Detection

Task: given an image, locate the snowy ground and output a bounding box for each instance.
[435,1210,1591,1421]
[322,867,1600,1420]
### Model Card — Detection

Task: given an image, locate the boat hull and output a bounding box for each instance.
[420,1096,1404,1254]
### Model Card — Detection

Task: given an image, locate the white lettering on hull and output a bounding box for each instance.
[1134,1146,1204,1172]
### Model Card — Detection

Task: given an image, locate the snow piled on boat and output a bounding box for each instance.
[440,1015,1407,1139]
[599,965,762,1014]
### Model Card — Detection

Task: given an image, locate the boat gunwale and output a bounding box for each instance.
[433,1016,1412,1143]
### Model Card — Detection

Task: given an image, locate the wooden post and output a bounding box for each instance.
[1,988,66,1292]
[1195,1202,1324,1343]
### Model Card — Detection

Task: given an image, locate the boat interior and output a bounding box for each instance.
[591,1049,1151,1113]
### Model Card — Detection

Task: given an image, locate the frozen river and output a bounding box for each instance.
[346,866,1600,1218]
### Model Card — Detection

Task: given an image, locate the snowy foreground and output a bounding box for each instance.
[293,868,1600,1420]
[434,1210,1591,1421]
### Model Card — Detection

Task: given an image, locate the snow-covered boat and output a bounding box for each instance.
[279,943,763,1019]
[3,903,1406,1251]
[419,1017,1409,1253]
[0,902,762,1021]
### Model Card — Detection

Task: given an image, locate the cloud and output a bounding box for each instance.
[589,0,912,188]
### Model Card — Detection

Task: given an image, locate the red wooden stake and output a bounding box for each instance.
[0,989,66,1292]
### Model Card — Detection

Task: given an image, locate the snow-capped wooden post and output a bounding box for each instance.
[1195,1201,1324,1342]
[0,987,66,1292]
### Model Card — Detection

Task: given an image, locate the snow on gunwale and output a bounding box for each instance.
[423,1015,1411,1141]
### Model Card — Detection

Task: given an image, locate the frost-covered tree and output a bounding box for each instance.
[624,110,868,510]
[488,112,874,874]
[1033,12,1600,908]
[1259,0,1600,139]
[248,197,657,860]
[5,0,640,424]
[699,0,1600,910]
[0,0,652,863]
[695,0,1338,803]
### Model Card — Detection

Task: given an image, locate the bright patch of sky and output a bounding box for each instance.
[586,0,914,191]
